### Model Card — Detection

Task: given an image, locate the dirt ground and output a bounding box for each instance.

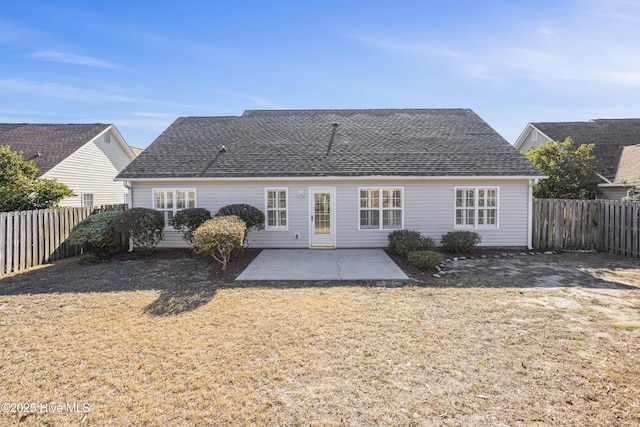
[0,249,638,426]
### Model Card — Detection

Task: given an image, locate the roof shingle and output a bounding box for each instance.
[118,109,543,179]
[0,123,111,174]
[531,119,640,182]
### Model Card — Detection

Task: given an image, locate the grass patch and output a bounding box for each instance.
[0,255,639,425]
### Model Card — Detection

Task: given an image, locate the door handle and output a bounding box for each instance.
[311,215,314,221]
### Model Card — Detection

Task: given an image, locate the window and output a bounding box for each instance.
[104,132,111,143]
[455,187,498,229]
[531,129,538,141]
[359,187,403,230]
[153,189,196,226]
[82,193,94,207]
[266,188,287,230]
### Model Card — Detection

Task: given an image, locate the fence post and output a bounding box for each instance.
[633,203,640,258]
[0,213,5,275]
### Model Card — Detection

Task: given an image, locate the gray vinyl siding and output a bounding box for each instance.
[41,130,133,207]
[599,186,634,200]
[131,179,532,249]
[517,127,554,153]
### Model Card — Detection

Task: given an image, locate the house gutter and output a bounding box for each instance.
[122,179,134,252]
[115,175,547,183]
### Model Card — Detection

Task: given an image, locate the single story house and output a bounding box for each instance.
[116,109,545,249]
[0,123,138,207]
[514,119,640,200]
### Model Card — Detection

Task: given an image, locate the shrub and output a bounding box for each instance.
[407,250,444,271]
[192,216,246,271]
[113,208,164,251]
[215,204,265,245]
[387,229,436,258]
[68,211,121,257]
[441,230,482,254]
[173,208,212,243]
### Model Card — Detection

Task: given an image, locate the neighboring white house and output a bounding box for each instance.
[514,119,640,200]
[0,123,138,207]
[116,109,545,249]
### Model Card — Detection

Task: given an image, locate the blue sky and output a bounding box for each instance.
[1,0,639,148]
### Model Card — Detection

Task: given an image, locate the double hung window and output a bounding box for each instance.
[266,188,288,230]
[455,187,498,229]
[359,187,403,230]
[154,189,196,226]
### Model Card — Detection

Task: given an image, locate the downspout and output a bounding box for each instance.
[527,178,538,250]
[123,180,134,252]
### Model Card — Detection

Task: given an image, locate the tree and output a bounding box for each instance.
[0,145,74,211]
[525,137,600,199]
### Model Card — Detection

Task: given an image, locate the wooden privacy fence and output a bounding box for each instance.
[0,204,127,276]
[533,198,640,258]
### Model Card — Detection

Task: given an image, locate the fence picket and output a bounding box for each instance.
[0,204,127,276]
[533,198,639,258]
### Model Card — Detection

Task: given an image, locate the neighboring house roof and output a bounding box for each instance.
[520,119,640,183]
[117,109,543,180]
[616,144,640,183]
[0,123,114,174]
[130,146,144,157]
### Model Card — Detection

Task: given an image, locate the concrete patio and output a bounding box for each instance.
[235,249,408,281]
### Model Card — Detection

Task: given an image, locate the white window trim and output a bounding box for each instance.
[531,129,538,141]
[265,187,288,231]
[454,187,499,230]
[152,188,197,228]
[358,187,404,231]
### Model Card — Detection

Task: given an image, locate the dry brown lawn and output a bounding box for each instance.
[0,253,639,426]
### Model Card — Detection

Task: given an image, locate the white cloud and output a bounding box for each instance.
[343,2,640,88]
[0,77,138,102]
[27,50,126,70]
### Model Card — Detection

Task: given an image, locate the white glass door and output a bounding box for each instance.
[310,188,335,247]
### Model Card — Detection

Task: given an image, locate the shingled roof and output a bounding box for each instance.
[117,109,543,179]
[0,123,111,174]
[531,119,640,182]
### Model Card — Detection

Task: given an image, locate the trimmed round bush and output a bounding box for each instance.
[192,216,246,271]
[387,229,436,258]
[407,250,444,271]
[215,204,265,231]
[441,230,482,254]
[113,207,164,251]
[215,204,265,246]
[173,207,212,243]
[68,211,121,257]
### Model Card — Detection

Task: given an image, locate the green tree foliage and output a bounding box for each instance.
[525,138,600,199]
[0,145,74,211]
[192,216,246,271]
[173,207,212,243]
